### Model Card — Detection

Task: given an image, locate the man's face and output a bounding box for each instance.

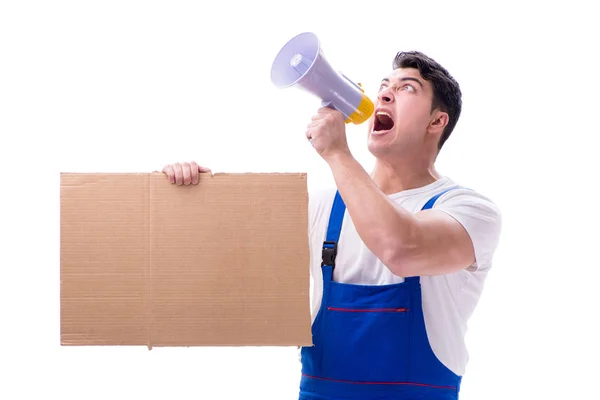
[366,68,438,158]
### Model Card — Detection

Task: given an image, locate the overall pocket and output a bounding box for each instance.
[320,304,412,383]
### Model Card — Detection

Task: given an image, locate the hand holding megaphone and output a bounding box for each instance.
[304,106,353,159]
[270,32,374,126]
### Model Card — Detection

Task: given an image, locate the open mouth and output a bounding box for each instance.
[373,111,395,133]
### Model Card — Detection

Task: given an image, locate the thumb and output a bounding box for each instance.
[189,161,211,174]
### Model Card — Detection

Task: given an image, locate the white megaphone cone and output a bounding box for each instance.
[270,32,374,125]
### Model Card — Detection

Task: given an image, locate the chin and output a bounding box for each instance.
[367,140,391,158]
[367,134,409,160]
[368,128,395,148]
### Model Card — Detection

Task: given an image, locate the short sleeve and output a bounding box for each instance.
[433,188,503,272]
[308,186,337,237]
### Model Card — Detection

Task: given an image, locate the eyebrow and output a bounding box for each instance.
[381,77,424,88]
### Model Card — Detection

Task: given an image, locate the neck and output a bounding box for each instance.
[371,155,440,195]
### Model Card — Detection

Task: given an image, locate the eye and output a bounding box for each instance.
[399,84,415,93]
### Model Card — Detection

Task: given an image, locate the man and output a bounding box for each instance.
[162,51,502,400]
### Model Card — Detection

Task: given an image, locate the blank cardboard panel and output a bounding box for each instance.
[60,172,312,348]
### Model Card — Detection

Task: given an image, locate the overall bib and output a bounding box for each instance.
[299,188,462,400]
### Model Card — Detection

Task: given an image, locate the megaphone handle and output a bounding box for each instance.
[320,100,349,119]
[321,100,333,109]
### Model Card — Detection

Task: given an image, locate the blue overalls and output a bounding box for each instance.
[299,188,462,400]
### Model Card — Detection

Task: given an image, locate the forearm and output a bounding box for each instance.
[325,152,418,266]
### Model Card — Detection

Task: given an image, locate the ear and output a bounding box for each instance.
[427,110,449,136]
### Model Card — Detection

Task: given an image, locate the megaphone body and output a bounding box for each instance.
[270,32,374,125]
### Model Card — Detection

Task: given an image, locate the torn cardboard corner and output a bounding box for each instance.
[60,172,312,348]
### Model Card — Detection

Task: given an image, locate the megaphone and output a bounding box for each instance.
[270,32,374,125]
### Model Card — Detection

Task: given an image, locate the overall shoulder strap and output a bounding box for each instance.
[421,187,460,211]
[321,191,346,282]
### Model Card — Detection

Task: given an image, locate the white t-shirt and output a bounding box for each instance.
[306,176,502,376]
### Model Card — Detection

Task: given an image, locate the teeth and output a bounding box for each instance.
[376,111,390,117]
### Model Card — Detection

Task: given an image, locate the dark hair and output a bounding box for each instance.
[393,51,462,151]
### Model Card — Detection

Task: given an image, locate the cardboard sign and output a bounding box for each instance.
[60,172,312,348]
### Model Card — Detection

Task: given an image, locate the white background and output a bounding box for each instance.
[1,1,599,399]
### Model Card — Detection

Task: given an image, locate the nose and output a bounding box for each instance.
[377,87,394,104]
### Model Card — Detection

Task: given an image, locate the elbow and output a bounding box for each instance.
[382,246,419,277]
[379,235,421,278]
[370,216,424,277]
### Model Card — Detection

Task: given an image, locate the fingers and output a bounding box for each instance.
[161,164,175,184]
[318,107,338,116]
[307,119,322,128]
[187,161,197,185]
[306,115,324,140]
[173,163,184,185]
[317,107,344,123]
[161,161,210,185]
[182,162,193,185]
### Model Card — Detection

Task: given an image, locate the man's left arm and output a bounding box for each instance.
[306,107,501,277]
[326,152,477,277]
